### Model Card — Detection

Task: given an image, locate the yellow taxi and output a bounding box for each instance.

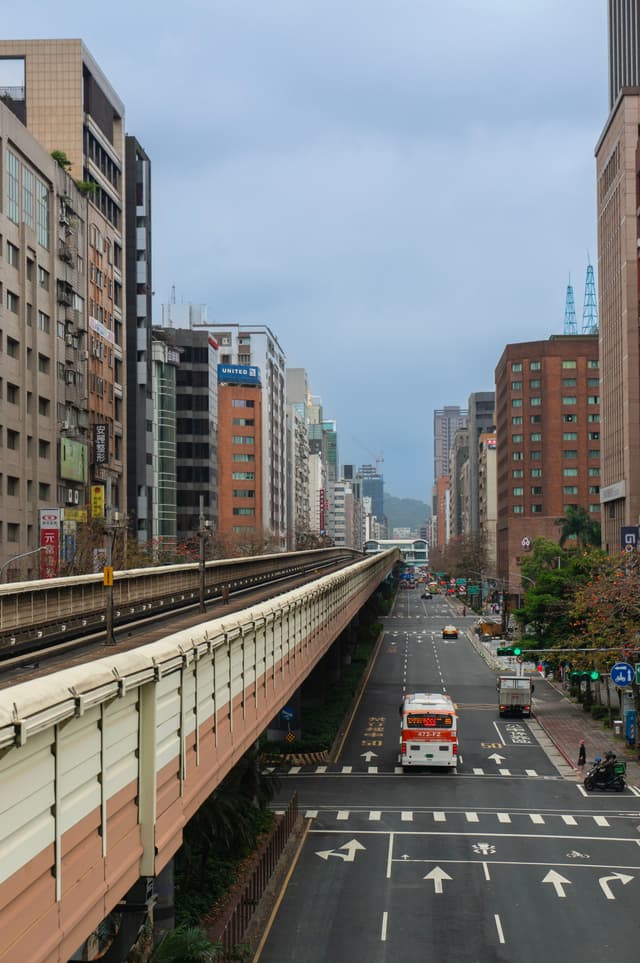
[442,625,459,639]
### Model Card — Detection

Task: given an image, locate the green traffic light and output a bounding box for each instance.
[590,670,600,681]
[513,647,522,656]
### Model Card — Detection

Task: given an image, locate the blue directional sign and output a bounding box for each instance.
[610,662,635,687]
[280,706,295,722]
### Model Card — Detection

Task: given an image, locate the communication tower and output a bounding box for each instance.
[563,278,578,335]
[581,262,598,334]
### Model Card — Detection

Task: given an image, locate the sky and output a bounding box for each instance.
[2,1,608,502]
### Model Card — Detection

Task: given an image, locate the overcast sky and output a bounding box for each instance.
[3,1,607,501]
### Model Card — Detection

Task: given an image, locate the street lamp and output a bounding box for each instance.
[0,546,46,582]
[198,496,211,614]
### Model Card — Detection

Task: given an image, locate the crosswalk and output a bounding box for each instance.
[263,762,547,778]
[296,808,620,828]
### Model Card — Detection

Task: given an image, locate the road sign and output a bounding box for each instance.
[636,663,640,685]
[610,662,635,687]
[281,706,295,722]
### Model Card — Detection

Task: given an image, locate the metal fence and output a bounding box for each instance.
[205,792,299,959]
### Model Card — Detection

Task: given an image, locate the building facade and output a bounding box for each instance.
[596,2,640,552]
[467,391,495,535]
[495,335,600,598]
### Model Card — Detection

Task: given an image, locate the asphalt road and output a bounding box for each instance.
[257,592,640,962]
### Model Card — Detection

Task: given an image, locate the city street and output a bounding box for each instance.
[257,591,640,962]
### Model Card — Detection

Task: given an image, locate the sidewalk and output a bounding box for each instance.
[533,678,640,788]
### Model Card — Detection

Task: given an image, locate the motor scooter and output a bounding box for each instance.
[583,757,626,792]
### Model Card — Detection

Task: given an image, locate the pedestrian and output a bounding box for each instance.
[462,606,466,617]
[578,740,586,768]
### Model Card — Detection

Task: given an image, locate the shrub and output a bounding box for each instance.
[590,705,609,721]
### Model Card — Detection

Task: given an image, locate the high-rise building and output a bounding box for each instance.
[494,335,600,598]
[433,405,468,483]
[150,331,181,552]
[125,137,153,544]
[478,432,497,571]
[0,39,128,518]
[466,392,495,535]
[285,369,311,548]
[595,1,640,552]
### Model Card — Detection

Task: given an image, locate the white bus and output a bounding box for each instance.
[400,692,458,769]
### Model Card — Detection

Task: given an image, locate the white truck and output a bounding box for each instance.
[497,675,534,718]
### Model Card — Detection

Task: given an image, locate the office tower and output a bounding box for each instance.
[467,392,495,534]
[478,432,497,570]
[595,1,640,551]
[285,369,311,548]
[494,335,600,597]
[0,39,128,518]
[150,331,181,552]
[433,405,468,483]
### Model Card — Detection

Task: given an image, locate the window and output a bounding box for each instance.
[589,449,599,459]
[233,489,255,498]
[512,452,523,461]
[231,472,255,480]
[512,434,523,443]
[512,487,524,496]
[563,414,577,423]
[562,396,577,405]
[531,504,543,513]
[588,467,600,477]
[564,486,579,495]
[511,362,522,372]
[38,311,50,333]
[511,381,522,390]
[531,468,543,478]
[6,151,19,223]
[588,413,600,423]
[530,414,541,424]
[38,396,50,416]
[232,418,254,427]
[512,416,523,425]
[512,398,522,408]
[512,469,524,478]
[587,377,599,387]
[589,504,601,513]
[563,432,577,441]
[6,337,19,359]
[232,435,254,445]
[563,468,578,476]
[38,267,49,290]
[587,395,599,405]
[233,507,255,516]
[7,429,18,450]
[513,505,524,514]
[588,485,600,495]
[22,168,34,228]
[531,451,542,460]
[36,179,49,249]
[588,431,600,440]
[530,379,541,388]
[530,361,541,371]
[587,360,599,368]
[38,439,50,459]
[7,476,19,496]
[7,383,18,404]
[564,450,578,459]
[562,378,577,387]
[38,482,50,500]
[6,290,19,313]
[6,241,19,266]
[38,354,50,374]
[531,486,543,495]
[7,523,19,543]
[530,396,541,406]
[232,399,255,408]
[562,360,577,369]
[530,432,542,441]
[232,453,255,462]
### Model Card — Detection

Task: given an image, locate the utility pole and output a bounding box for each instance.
[104,477,118,645]
[198,495,210,614]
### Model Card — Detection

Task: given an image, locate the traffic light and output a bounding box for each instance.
[590,670,600,681]
[496,645,522,657]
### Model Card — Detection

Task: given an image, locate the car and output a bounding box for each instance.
[442,625,459,639]
[420,592,431,600]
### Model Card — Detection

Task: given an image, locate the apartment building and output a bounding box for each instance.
[495,335,600,598]
[0,40,128,520]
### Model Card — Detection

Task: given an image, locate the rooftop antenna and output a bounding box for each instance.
[581,258,598,334]
[563,276,578,335]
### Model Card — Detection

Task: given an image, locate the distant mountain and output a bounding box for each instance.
[384,493,430,533]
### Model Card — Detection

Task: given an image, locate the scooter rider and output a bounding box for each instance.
[598,750,617,783]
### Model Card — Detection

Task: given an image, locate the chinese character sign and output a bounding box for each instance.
[39,509,61,579]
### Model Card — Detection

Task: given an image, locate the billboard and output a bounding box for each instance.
[217,364,261,386]
[91,484,105,519]
[94,423,109,465]
[60,438,88,483]
[39,508,61,579]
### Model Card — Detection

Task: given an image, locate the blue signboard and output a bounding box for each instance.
[281,706,295,722]
[610,662,635,687]
[217,364,261,386]
[625,708,637,746]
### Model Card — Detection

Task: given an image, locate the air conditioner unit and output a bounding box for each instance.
[61,420,70,431]
[65,334,73,346]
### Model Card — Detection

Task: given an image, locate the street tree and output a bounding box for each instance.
[556,505,601,550]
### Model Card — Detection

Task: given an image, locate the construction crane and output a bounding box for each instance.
[351,437,384,475]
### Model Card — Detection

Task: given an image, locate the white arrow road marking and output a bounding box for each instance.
[599,872,634,900]
[316,838,366,862]
[542,870,571,897]
[488,753,506,764]
[424,866,452,894]
[361,750,378,762]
